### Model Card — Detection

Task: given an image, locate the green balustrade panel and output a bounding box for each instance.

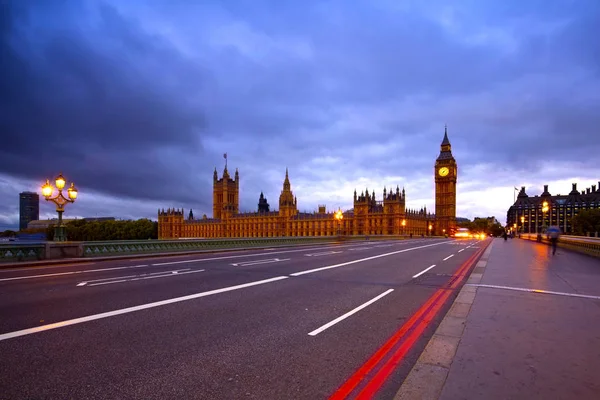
[0,244,45,263]
[81,237,335,257]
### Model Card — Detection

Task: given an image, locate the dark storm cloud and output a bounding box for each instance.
[1,0,599,226]
[1,0,209,206]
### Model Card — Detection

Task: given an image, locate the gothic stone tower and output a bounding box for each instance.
[434,126,457,235]
[213,165,239,219]
[278,168,297,218]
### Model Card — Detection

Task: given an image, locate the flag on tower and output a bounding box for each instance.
[224,153,227,159]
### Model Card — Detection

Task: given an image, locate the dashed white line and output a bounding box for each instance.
[308,289,394,336]
[291,241,449,276]
[458,249,465,253]
[413,265,436,279]
[443,254,454,261]
[0,276,289,342]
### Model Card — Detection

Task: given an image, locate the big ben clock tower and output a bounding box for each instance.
[434,126,457,235]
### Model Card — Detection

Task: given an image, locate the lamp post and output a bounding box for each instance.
[541,201,549,233]
[334,208,343,237]
[41,173,78,242]
[428,224,433,236]
[520,216,525,234]
[401,219,406,236]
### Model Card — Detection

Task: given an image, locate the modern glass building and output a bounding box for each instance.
[19,191,39,230]
[507,182,600,234]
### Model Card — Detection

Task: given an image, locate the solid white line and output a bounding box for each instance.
[78,269,191,285]
[88,269,205,286]
[230,258,290,267]
[0,276,289,342]
[413,265,436,279]
[443,254,454,261]
[308,289,394,336]
[458,249,465,253]
[0,265,150,282]
[466,284,600,300]
[290,241,449,276]
[305,251,343,257]
[149,243,371,266]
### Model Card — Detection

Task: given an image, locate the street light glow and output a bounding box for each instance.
[55,173,66,190]
[68,183,78,200]
[42,180,53,198]
[40,173,78,242]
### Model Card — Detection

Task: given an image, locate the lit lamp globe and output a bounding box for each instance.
[42,179,53,198]
[55,173,66,191]
[67,183,78,200]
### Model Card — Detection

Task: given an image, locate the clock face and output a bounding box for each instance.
[438,167,449,177]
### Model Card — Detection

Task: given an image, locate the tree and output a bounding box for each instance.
[45,219,159,241]
[0,230,17,238]
[570,209,600,236]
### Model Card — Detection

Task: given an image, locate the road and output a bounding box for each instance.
[0,238,486,400]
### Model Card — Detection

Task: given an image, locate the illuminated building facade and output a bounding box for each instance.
[159,131,457,239]
[507,183,600,234]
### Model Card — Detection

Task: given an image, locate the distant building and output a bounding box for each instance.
[507,183,600,234]
[158,129,457,239]
[19,192,39,230]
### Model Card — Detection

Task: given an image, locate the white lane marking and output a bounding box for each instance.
[467,284,600,300]
[308,289,394,336]
[0,276,289,342]
[230,258,290,267]
[413,265,436,279]
[305,251,343,257]
[443,254,454,261]
[77,269,192,286]
[88,269,205,287]
[458,249,465,253]
[374,244,394,248]
[349,247,372,251]
[290,241,449,276]
[0,265,149,283]
[149,242,390,267]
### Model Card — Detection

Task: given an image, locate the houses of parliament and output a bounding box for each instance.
[158,129,457,239]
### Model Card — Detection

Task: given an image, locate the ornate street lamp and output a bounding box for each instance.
[428,224,433,236]
[520,216,525,233]
[401,219,406,235]
[541,201,549,233]
[41,173,78,242]
[334,208,344,236]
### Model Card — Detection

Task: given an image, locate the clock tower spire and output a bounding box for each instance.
[434,125,457,236]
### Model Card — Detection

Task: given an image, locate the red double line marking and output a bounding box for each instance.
[329,240,490,400]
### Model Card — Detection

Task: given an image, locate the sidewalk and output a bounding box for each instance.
[395,238,600,400]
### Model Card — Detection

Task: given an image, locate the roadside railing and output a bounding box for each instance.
[0,234,445,263]
[520,233,600,258]
[0,243,46,263]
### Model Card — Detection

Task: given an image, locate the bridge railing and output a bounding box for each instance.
[0,234,443,263]
[520,233,600,258]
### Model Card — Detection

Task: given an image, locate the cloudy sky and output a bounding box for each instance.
[1,0,599,230]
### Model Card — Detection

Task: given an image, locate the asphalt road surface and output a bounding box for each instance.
[0,238,486,400]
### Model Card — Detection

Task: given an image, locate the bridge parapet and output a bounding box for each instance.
[520,233,600,258]
[0,234,445,264]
